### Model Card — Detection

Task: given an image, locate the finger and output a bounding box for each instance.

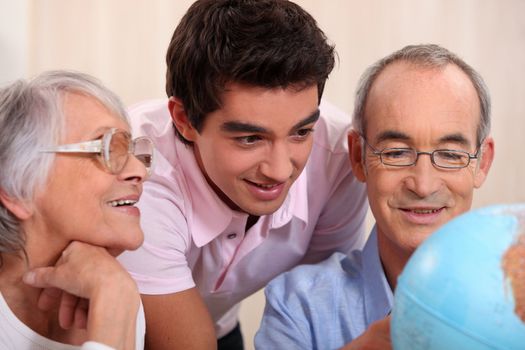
[24,265,83,297]
[73,298,89,329]
[36,287,62,311]
[58,292,79,330]
[23,267,57,288]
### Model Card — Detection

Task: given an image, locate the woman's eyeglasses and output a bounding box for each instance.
[41,128,154,175]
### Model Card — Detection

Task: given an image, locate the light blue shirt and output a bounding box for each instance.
[255,228,393,350]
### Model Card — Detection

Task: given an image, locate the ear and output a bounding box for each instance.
[0,190,32,220]
[168,97,199,142]
[348,130,367,183]
[473,136,495,188]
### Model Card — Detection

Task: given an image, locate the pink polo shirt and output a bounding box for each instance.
[118,99,368,338]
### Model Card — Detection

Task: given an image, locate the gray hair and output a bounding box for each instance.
[0,70,129,264]
[352,44,491,146]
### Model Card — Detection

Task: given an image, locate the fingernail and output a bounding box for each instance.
[23,271,35,284]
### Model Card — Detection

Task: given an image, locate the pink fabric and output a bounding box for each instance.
[118,99,368,337]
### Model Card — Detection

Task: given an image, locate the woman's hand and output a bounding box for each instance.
[23,241,140,350]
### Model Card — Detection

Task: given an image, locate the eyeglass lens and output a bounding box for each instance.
[433,151,470,167]
[133,137,154,170]
[108,131,132,173]
[107,132,153,174]
[380,149,470,168]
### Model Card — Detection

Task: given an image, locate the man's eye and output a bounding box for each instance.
[382,149,413,159]
[292,128,314,140]
[235,135,262,145]
[438,150,465,160]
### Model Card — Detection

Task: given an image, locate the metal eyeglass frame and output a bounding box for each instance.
[360,135,480,169]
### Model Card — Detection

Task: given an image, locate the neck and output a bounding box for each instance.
[245,215,259,232]
[0,252,48,328]
[0,223,78,343]
[376,230,412,291]
[0,251,85,344]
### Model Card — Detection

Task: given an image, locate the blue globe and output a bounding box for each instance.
[392,204,525,350]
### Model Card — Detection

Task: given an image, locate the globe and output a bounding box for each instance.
[391,204,525,350]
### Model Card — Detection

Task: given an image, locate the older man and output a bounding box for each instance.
[255,44,495,350]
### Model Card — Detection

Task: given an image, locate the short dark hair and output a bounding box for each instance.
[166,0,335,143]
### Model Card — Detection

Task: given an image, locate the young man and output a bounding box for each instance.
[117,1,368,349]
[255,44,495,349]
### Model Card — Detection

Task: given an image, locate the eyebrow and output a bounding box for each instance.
[374,130,410,144]
[220,109,320,134]
[437,133,471,147]
[374,130,472,147]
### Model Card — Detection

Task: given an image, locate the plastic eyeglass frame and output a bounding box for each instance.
[41,128,153,175]
[360,135,480,169]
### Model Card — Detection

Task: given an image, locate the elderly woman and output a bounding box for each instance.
[0,71,154,349]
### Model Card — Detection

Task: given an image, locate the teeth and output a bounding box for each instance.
[412,209,439,214]
[109,199,137,207]
[256,183,275,189]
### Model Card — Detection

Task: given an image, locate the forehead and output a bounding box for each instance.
[62,92,129,141]
[364,62,480,146]
[204,82,319,134]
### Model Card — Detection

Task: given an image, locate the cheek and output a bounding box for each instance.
[51,162,109,216]
[447,176,476,205]
[204,149,261,182]
[367,170,400,198]
[291,140,314,171]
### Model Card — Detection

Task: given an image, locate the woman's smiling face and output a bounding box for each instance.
[32,92,148,255]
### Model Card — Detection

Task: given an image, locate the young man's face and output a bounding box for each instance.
[350,61,494,256]
[176,83,319,216]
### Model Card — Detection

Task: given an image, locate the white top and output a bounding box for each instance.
[118,99,368,337]
[0,292,145,350]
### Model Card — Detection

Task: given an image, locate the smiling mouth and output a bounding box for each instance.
[245,180,282,189]
[108,199,137,207]
[401,208,444,214]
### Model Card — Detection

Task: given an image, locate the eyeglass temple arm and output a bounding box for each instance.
[40,139,102,153]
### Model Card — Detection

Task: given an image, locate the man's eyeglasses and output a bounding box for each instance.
[361,137,480,169]
[41,128,154,175]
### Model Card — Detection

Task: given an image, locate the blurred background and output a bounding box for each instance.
[1,1,524,348]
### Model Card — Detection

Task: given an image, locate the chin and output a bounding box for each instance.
[246,204,283,216]
[107,236,144,255]
[107,248,125,257]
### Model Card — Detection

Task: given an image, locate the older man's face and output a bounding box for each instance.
[350,61,494,256]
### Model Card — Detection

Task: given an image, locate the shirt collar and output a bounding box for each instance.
[270,169,309,229]
[177,141,234,247]
[362,226,394,324]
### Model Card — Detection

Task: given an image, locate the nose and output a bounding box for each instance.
[404,152,443,198]
[118,154,149,183]
[259,142,294,182]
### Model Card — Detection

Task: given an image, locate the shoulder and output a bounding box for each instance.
[128,98,169,120]
[300,101,362,203]
[306,100,352,179]
[126,100,191,207]
[312,100,352,154]
[127,99,172,139]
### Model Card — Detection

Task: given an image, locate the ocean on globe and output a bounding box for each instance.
[391,204,525,350]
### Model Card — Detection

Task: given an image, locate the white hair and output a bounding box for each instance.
[0,70,129,263]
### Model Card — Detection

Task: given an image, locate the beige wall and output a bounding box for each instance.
[2,1,524,348]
